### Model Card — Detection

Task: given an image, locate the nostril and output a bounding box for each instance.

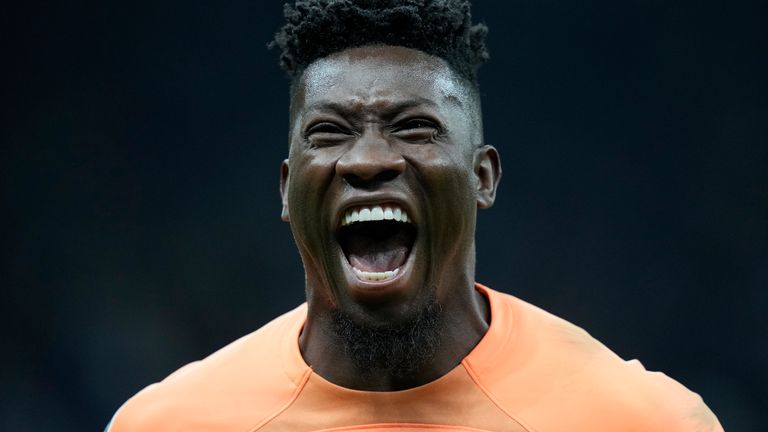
[342,173,364,188]
[375,169,400,183]
[343,169,401,188]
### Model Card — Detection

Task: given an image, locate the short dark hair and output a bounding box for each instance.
[272,0,489,88]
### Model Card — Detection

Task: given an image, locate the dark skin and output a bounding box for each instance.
[280,45,502,391]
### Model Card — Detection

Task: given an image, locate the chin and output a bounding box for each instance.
[331,259,438,327]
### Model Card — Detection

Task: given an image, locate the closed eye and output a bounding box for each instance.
[304,122,354,146]
[390,118,441,142]
[306,122,348,135]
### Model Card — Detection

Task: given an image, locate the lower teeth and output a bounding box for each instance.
[352,267,400,281]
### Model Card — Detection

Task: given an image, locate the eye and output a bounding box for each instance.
[304,122,353,146]
[391,118,441,142]
[307,122,345,134]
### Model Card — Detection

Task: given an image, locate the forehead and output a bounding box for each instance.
[292,46,470,116]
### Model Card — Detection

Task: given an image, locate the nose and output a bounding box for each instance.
[335,129,406,188]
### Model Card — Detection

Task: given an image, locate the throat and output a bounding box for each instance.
[330,298,444,390]
[299,287,492,391]
[338,221,416,273]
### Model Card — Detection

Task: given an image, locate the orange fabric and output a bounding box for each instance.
[109,284,723,432]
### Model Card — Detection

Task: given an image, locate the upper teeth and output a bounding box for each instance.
[341,204,411,226]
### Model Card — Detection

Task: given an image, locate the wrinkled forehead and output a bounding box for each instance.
[290,46,473,119]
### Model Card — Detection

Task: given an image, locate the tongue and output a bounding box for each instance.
[346,229,411,273]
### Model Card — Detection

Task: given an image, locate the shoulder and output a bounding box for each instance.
[470,286,722,431]
[107,304,310,432]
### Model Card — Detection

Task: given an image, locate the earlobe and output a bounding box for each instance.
[280,159,290,222]
[474,145,502,209]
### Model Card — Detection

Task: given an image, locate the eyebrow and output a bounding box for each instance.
[303,97,443,121]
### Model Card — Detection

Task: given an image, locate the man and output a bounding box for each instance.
[107,1,723,430]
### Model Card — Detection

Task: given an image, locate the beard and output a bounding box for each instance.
[331,297,443,378]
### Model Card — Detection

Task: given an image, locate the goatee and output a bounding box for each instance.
[331,298,443,378]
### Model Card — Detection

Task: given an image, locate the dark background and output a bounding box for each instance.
[3,0,766,430]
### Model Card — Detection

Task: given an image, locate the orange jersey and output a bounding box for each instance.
[108,284,722,431]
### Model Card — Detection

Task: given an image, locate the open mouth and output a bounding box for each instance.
[336,204,417,283]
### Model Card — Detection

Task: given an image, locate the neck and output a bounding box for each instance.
[299,281,490,391]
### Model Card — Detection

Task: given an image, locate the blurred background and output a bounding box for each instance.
[3,0,766,430]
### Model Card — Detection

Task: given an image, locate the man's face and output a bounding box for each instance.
[281,45,499,325]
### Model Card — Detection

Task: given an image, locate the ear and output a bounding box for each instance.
[474,145,502,209]
[279,159,290,222]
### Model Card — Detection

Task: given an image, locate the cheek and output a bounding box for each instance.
[404,145,477,252]
[407,145,475,203]
[408,148,477,275]
[287,152,339,233]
